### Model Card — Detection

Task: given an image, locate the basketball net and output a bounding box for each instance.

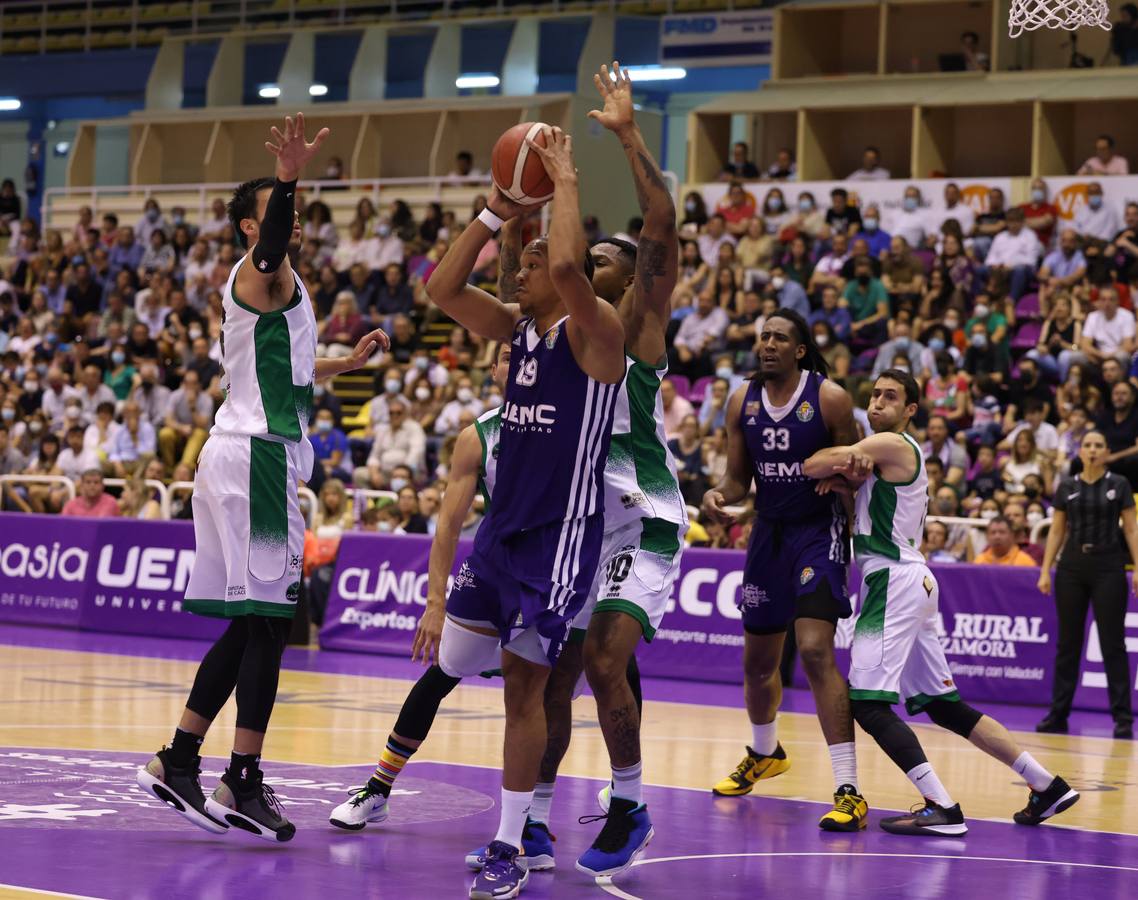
[1008,0,1111,37]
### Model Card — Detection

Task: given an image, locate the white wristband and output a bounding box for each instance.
[477,207,505,233]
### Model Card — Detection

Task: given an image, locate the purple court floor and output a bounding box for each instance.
[1,624,1136,899]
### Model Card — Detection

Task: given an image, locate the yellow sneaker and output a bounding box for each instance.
[712,744,790,796]
[818,784,868,831]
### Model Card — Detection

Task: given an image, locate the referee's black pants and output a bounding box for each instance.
[1050,549,1133,725]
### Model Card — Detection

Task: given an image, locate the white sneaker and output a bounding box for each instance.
[329,786,389,831]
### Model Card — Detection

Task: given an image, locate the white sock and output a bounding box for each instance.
[493,788,533,850]
[611,760,643,805]
[906,763,953,808]
[751,719,778,757]
[529,781,555,824]
[828,742,858,791]
[1012,752,1054,792]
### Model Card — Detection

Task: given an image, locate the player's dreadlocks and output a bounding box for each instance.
[752,308,829,382]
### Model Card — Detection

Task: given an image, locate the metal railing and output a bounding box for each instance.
[42,175,494,233]
[0,0,732,54]
[43,171,680,232]
[0,474,76,504]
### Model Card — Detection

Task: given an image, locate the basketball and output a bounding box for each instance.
[491,121,555,205]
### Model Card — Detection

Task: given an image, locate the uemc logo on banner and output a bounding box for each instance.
[0,539,195,590]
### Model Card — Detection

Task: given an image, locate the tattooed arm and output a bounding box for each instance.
[590,61,677,362]
[497,215,522,304]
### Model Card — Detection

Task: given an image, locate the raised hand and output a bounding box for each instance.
[265,112,330,182]
[486,184,542,223]
[526,126,577,186]
[588,61,635,133]
[343,327,390,372]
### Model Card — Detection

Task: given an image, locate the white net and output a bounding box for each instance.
[1008,0,1111,37]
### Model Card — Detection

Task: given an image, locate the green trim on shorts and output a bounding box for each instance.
[568,627,588,644]
[905,690,961,715]
[593,598,656,641]
[640,517,680,559]
[855,568,889,636]
[184,598,296,619]
[849,688,900,704]
[249,437,288,552]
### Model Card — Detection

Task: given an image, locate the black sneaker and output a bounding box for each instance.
[1035,716,1069,734]
[205,770,295,842]
[136,748,228,834]
[1115,721,1133,740]
[1013,776,1080,825]
[880,800,967,837]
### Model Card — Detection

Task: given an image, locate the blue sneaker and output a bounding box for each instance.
[469,840,529,899]
[465,819,555,871]
[575,796,654,877]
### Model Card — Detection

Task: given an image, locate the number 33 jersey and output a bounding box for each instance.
[741,369,837,524]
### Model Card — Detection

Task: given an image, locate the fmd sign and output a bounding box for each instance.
[660,12,774,67]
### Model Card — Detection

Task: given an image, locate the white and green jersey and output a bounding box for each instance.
[604,353,687,550]
[474,405,501,508]
[853,431,927,573]
[212,255,317,479]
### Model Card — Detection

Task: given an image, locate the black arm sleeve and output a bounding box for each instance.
[250,178,297,274]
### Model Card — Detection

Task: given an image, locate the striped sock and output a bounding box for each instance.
[367,737,416,797]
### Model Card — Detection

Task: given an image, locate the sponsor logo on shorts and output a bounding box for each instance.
[453,561,477,592]
[226,585,246,598]
[740,584,769,609]
[621,491,646,510]
[796,401,814,423]
[800,566,815,585]
[286,581,300,602]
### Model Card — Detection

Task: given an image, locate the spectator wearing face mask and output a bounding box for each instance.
[853,204,891,258]
[765,266,809,318]
[844,256,889,350]
[811,320,851,380]
[1020,178,1058,249]
[40,367,81,427]
[1074,183,1123,275]
[963,321,1005,381]
[135,199,169,246]
[890,186,931,250]
[310,408,352,482]
[433,376,483,435]
[872,317,925,378]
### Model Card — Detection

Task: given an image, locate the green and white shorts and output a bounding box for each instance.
[569,516,685,643]
[848,562,960,712]
[183,433,305,620]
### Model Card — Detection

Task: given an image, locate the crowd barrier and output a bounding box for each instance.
[1,514,1131,714]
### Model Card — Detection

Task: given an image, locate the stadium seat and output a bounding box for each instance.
[666,374,691,398]
[689,375,713,405]
[1010,320,1042,350]
[1015,292,1041,320]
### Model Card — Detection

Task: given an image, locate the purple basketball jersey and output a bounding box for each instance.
[741,369,837,523]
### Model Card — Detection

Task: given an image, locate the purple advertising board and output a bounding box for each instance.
[0,513,224,641]
[322,532,1137,714]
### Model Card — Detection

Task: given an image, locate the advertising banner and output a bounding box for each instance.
[321,533,1137,713]
[660,13,775,68]
[0,514,223,641]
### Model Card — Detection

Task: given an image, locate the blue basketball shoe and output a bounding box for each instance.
[465,818,555,871]
[469,841,528,899]
[575,796,654,877]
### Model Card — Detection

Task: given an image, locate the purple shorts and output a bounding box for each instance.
[739,516,851,633]
[446,513,603,665]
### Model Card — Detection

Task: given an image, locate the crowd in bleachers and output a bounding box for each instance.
[3,135,1138,570]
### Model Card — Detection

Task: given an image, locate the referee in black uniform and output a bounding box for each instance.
[1037,430,1138,738]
